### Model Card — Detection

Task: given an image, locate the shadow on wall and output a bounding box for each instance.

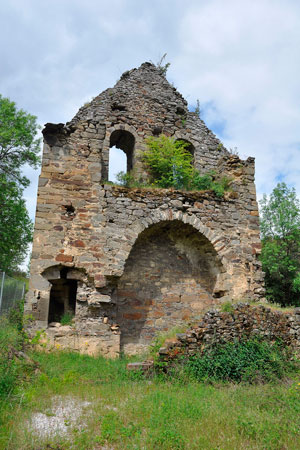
[113,220,224,354]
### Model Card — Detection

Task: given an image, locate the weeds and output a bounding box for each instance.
[0,347,299,449]
[0,311,299,449]
[186,338,297,383]
[60,312,74,326]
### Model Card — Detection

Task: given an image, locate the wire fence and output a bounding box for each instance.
[0,272,26,316]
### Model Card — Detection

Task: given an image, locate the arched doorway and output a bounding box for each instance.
[114,220,223,354]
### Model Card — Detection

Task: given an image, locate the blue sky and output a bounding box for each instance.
[1,0,300,230]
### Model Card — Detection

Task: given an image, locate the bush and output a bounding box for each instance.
[142,135,232,195]
[143,135,194,189]
[185,338,296,383]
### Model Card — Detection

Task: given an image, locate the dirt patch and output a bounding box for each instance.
[29,395,91,438]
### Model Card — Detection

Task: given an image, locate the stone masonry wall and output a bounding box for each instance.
[158,304,300,361]
[26,62,265,356]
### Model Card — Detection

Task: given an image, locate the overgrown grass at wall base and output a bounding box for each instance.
[185,338,296,383]
[1,349,299,450]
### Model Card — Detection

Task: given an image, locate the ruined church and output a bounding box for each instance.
[25,62,264,356]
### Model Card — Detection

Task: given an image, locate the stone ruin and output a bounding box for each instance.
[25,62,265,356]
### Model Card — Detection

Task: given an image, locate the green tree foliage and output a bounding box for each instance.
[0,94,41,187]
[0,175,33,272]
[143,135,194,189]
[260,182,300,306]
[142,135,231,196]
[0,95,40,272]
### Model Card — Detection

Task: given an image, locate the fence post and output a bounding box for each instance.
[0,272,5,313]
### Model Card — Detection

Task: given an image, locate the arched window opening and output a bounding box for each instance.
[108,130,135,182]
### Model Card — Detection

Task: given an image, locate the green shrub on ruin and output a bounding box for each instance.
[142,135,232,196]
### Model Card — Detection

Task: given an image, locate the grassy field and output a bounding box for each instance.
[0,350,299,450]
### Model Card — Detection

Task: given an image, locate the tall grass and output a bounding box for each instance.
[1,349,299,449]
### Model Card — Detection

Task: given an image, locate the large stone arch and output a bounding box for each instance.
[110,210,231,279]
[112,218,229,354]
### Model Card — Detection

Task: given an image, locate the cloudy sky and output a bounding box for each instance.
[1,0,300,228]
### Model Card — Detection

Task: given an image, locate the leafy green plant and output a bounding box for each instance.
[220,301,234,313]
[260,182,300,306]
[186,338,296,383]
[143,135,193,189]
[142,135,232,196]
[115,170,146,188]
[0,175,33,272]
[60,312,74,326]
[0,94,40,272]
[0,94,41,188]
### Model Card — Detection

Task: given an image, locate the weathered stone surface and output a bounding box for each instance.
[25,62,265,357]
[158,304,300,361]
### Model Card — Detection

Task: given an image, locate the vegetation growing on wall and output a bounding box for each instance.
[260,182,300,306]
[116,135,232,196]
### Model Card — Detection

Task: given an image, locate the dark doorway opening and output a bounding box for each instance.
[48,279,77,324]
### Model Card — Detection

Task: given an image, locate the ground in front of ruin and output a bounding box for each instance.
[1,350,299,450]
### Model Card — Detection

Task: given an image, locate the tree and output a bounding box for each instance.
[0,175,33,273]
[0,94,41,187]
[0,95,40,272]
[260,182,300,306]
